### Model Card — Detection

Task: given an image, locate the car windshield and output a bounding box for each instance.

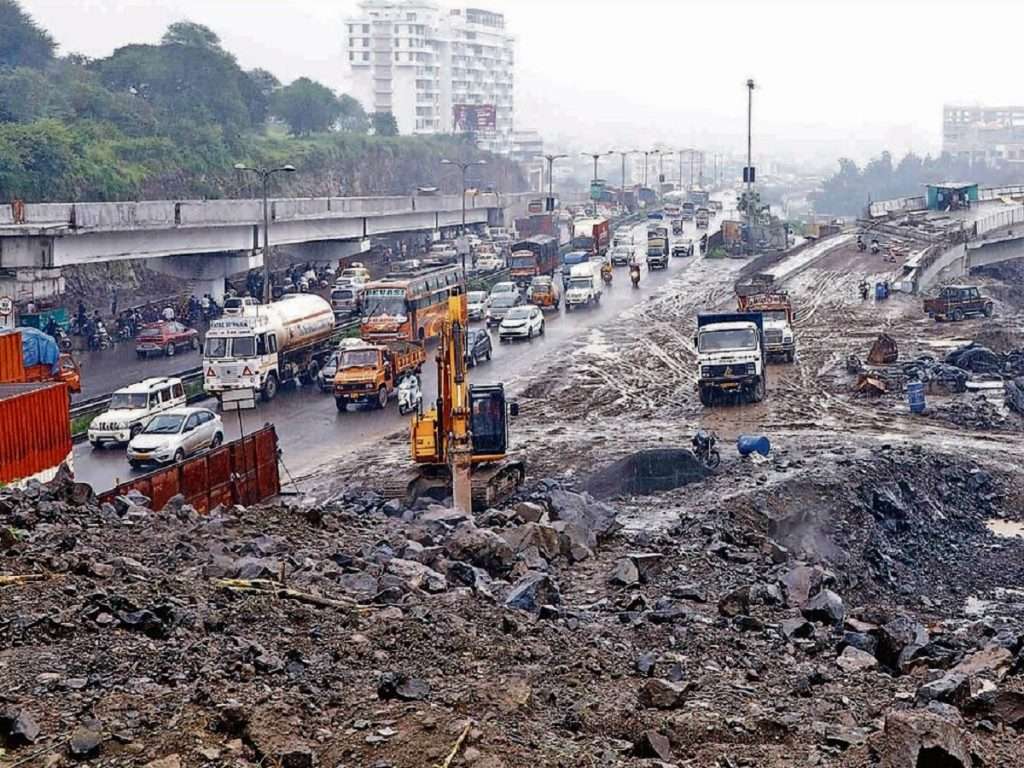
[568,278,591,289]
[340,349,379,368]
[332,289,355,300]
[110,392,148,409]
[699,328,758,352]
[490,295,516,308]
[205,336,229,358]
[510,255,534,269]
[531,279,551,290]
[468,292,487,304]
[143,414,185,434]
[232,336,256,358]
[491,283,515,294]
[760,310,788,323]
[363,295,407,318]
[505,307,531,320]
[138,326,162,339]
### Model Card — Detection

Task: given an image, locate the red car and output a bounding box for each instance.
[135,321,199,358]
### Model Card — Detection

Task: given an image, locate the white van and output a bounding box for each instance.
[88,377,187,447]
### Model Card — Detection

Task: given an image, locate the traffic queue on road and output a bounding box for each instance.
[84,202,716,471]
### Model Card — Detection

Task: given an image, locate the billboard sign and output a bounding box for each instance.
[453,104,497,132]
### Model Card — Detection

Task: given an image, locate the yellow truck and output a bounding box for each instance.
[333,340,425,411]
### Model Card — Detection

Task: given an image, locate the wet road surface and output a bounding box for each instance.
[74,201,735,491]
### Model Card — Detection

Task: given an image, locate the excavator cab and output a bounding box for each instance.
[469,384,510,457]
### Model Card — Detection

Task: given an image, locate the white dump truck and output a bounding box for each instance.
[203,295,337,402]
[564,262,602,310]
[695,311,768,406]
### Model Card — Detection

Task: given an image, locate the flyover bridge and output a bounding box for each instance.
[0,192,534,302]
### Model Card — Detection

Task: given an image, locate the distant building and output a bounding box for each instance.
[943,105,1024,165]
[344,0,515,152]
[510,131,543,162]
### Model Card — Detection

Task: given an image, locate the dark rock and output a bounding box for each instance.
[836,646,878,673]
[635,652,657,677]
[781,618,815,640]
[632,729,672,761]
[504,572,560,614]
[877,615,930,672]
[381,499,403,517]
[626,552,666,582]
[501,523,560,561]
[69,723,103,758]
[824,724,867,750]
[232,556,280,580]
[637,678,690,709]
[781,565,823,608]
[734,615,764,632]
[841,631,878,656]
[802,589,845,626]
[514,501,545,524]
[445,523,515,575]
[547,489,621,541]
[879,710,971,768]
[671,583,707,602]
[386,558,446,593]
[446,561,493,595]
[215,701,249,734]
[989,690,1024,728]
[916,674,968,706]
[0,707,40,745]
[377,672,430,702]
[608,557,640,587]
[718,586,751,618]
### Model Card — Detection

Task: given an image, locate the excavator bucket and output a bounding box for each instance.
[867,333,898,365]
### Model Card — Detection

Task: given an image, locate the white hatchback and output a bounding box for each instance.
[499,305,545,341]
[126,407,224,468]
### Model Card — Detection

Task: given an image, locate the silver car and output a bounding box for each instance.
[127,407,224,468]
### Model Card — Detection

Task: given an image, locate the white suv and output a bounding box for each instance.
[88,377,187,448]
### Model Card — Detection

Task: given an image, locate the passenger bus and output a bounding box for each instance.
[360,265,464,342]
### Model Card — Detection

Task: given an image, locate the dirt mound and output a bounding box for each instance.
[585,448,705,498]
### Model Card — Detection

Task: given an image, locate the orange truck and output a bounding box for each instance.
[333,339,425,411]
[735,279,797,362]
[0,329,81,393]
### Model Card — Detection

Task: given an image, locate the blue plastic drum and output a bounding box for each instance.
[907,381,925,414]
[737,434,771,457]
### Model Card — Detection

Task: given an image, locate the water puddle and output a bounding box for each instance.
[986,518,1024,538]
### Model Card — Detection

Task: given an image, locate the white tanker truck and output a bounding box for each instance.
[203,295,337,402]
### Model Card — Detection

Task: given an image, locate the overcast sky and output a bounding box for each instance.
[19,0,1023,168]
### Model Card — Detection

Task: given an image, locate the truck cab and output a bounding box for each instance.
[333,340,425,411]
[737,289,795,362]
[564,263,601,310]
[695,312,767,406]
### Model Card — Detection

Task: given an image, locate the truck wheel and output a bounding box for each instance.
[130,424,142,439]
[191,337,199,351]
[335,397,347,412]
[952,308,964,322]
[786,350,795,363]
[165,342,176,357]
[262,373,279,401]
[984,303,994,317]
[699,386,714,407]
[304,360,319,386]
[173,449,185,464]
[377,386,388,409]
[750,377,766,403]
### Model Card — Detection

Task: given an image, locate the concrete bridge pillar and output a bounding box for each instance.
[0,267,64,305]
[149,252,260,305]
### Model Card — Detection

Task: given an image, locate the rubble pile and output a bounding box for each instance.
[4,442,1024,766]
[945,342,1024,377]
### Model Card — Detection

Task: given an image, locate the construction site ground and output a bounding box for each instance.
[5,235,1024,768]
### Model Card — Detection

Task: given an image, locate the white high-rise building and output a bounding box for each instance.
[344,1,515,151]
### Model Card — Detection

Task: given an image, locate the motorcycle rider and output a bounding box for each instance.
[600,260,613,284]
[629,255,641,287]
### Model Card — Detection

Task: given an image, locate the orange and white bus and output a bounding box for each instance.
[360,265,464,342]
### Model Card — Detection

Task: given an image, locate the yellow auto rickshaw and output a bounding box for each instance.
[528,275,561,311]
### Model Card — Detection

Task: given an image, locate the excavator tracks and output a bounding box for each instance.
[380,460,525,510]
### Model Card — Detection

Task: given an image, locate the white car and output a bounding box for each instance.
[88,377,186,448]
[499,305,545,341]
[488,282,518,303]
[126,407,224,468]
[476,255,503,272]
[467,291,488,320]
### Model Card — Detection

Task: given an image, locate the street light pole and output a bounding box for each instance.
[746,78,755,196]
[234,163,296,304]
[441,158,486,279]
[541,153,568,204]
[610,150,637,206]
[581,151,612,210]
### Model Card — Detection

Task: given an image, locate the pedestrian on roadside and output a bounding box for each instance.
[162,305,175,322]
[110,290,118,318]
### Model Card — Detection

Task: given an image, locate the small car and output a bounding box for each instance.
[485,292,524,326]
[318,350,340,392]
[672,239,694,258]
[488,282,518,304]
[126,407,224,468]
[465,328,493,366]
[467,291,488,320]
[609,245,632,266]
[499,305,545,342]
[89,377,187,447]
[476,255,503,272]
[135,321,199,358]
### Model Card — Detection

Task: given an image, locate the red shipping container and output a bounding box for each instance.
[0,381,72,484]
[0,330,26,384]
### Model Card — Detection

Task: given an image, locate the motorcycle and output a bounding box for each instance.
[88,324,112,351]
[53,328,73,352]
[601,263,613,286]
[629,264,641,288]
[856,236,866,252]
[397,375,423,416]
[692,429,721,470]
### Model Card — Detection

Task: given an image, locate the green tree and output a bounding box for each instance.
[0,120,78,201]
[0,0,56,69]
[337,94,368,133]
[242,68,279,126]
[271,77,341,135]
[0,67,70,123]
[161,21,223,51]
[371,111,398,137]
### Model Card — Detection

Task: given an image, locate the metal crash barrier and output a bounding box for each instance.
[98,425,280,513]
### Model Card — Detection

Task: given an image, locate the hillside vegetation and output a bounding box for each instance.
[0,2,523,202]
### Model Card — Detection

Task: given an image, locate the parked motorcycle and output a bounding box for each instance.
[88,323,112,351]
[53,328,73,352]
[397,374,423,416]
[692,429,721,469]
[859,280,870,301]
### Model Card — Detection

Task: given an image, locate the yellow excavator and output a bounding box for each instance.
[383,292,524,511]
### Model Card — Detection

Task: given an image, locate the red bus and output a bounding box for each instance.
[360,266,464,342]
